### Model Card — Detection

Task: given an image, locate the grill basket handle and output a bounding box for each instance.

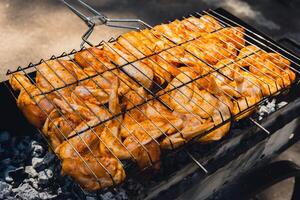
[59,0,151,47]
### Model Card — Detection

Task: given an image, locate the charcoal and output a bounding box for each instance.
[100,191,116,200]
[0,144,4,154]
[17,137,31,152]
[114,188,128,200]
[4,165,16,183]
[0,180,12,199]
[4,175,13,183]
[13,183,39,200]
[31,141,44,158]
[1,158,11,166]
[38,168,54,187]
[86,196,98,200]
[39,191,58,200]
[25,166,38,178]
[32,153,55,171]
[31,157,44,170]
[23,178,39,190]
[0,131,10,143]
[38,169,53,186]
[8,166,27,186]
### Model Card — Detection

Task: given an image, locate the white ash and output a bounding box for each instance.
[12,183,40,200]
[259,99,276,115]
[32,153,55,172]
[31,157,44,170]
[4,165,16,183]
[0,180,12,199]
[31,141,44,158]
[0,132,76,199]
[258,99,287,121]
[25,166,38,178]
[38,168,54,187]
[24,178,39,190]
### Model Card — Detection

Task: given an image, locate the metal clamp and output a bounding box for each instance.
[59,0,151,47]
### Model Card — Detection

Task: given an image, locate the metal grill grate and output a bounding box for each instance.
[5,3,300,192]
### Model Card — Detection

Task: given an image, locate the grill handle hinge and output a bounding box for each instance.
[59,0,151,47]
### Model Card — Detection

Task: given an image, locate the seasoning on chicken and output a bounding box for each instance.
[10,73,55,128]
[9,14,297,192]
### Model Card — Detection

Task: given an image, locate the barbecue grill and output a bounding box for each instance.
[1,1,300,199]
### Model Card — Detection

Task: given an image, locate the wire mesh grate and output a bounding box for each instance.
[5,8,299,192]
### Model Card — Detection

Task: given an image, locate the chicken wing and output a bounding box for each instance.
[182,37,237,65]
[99,78,131,159]
[9,73,55,128]
[159,69,231,148]
[35,60,78,97]
[61,152,125,191]
[57,123,125,191]
[74,47,116,72]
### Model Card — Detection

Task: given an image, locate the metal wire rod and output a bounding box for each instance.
[113,36,221,123]
[249,117,270,135]
[184,149,208,174]
[206,10,300,75]
[9,72,108,187]
[56,51,264,138]
[185,14,284,91]
[182,15,276,96]
[197,12,293,87]
[79,47,182,149]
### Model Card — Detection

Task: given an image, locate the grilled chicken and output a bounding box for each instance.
[237,45,296,89]
[74,47,116,73]
[42,109,76,149]
[36,60,78,97]
[9,60,80,128]
[61,151,125,191]
[73,63,138,97]
[9,14,297,192]
[160,69,232,148]
[211,59,263,120]
[99,78,131,159]
[57,122,125,191]
[152,15,222,44]
[42,96,110,149]
[103,42,154,89]
[9,73,55,128]
[55,91,126,191]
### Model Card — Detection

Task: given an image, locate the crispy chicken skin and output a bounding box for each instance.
[61,153,125,191]
[9,73,55,128]
[55,102,125,191]
[237,45,295,89]
[36,60,78,97]
[58,131,125,191]
[9,14,297,191]
[212,59,263,119]
[74,47,116,72]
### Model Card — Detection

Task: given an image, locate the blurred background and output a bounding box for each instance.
[1,0,300,199]
[1,0,300,80]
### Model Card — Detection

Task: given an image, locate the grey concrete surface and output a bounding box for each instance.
[2,0,300,80]
[1,0,300,199]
